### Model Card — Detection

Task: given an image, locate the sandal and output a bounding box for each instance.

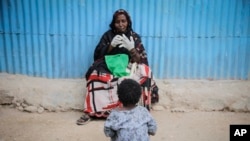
[76,114,91,125]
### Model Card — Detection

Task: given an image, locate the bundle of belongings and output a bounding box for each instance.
[84,54,159,117]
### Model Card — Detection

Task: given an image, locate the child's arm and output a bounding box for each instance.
[147,116,157,136]
[104,112,117,138]
[104,126,115,137]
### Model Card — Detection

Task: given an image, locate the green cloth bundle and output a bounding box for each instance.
[105,54,129,77]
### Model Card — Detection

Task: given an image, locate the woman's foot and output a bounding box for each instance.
[76,114,91,125]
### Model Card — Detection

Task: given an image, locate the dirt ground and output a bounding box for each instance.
[1,73,250,141]
[0,106,250,141]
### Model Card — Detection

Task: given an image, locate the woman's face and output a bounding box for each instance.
[114,14,128,33]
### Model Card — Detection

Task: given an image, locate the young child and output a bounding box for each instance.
[104,79,157,141]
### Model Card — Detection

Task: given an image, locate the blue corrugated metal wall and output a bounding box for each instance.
[1,0,250,79]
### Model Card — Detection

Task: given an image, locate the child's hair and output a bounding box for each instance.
[117,79,142,107]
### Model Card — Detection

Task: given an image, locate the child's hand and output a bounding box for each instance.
[148,132,155,136]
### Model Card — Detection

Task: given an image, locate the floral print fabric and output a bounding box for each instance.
[104,106,157,141]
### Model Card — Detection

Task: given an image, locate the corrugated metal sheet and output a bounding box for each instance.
[0,0,249,79]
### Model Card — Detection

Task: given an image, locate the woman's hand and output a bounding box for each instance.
[119,34,134,51]
[111,35,123,47]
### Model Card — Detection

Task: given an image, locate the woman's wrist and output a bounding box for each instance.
[130,48,140,63]
[107,45,113,53]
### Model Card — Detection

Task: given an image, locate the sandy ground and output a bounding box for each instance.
[0,106,250,141]
[1,73,250,141]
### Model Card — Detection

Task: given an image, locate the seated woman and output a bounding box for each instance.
[77,9,159,125]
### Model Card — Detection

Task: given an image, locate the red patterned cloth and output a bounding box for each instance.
[84,63,154,117]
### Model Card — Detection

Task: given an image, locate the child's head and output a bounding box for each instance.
[117,79,142,107]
